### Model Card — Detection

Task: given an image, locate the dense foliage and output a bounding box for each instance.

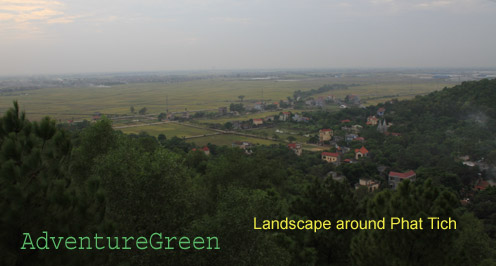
[1,79,496,265]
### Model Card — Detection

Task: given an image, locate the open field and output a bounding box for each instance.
[0,74,456,122]
[117,122,214,138]
[0,73,459,148]
[248,127,312,143]
[186,134,280,147]
[196,111,284,124]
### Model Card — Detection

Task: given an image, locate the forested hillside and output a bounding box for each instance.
[1,79,495,265]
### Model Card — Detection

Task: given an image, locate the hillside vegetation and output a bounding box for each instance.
[1,79,495,265]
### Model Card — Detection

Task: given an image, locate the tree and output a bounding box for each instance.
[158,133,167,143]
[158,112,166,121]
[187,188,291,265]
[238,95,245,102]
[470,186,496,239]
[224,122,233,130]
[94,136,197,265]
[351,179,460,266]
[230,103,245,113]
[130,105,135,114]
[139,107,147,115]
[287,136,296,142]
[0,102,109,265]
[302,178,358,264]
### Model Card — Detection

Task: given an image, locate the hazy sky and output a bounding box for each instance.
[1,0,495,75]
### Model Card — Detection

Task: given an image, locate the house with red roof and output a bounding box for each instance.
[253,102,264,111]
[288,143,302,156]
[192,146,210,156]
[341,119,351,123]
[388,170,416,189]
[474,179,490,191]
[354,137,365,142]
[322,152,340,164]
[319,129,333,144]
[279,111,291,121]
[354,146,369,160]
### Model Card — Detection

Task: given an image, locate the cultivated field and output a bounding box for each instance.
[0,73,458,147]
[116,122,214,138]
[186,134,280,147]
[0,74,455,122]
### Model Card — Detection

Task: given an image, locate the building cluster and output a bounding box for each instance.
[231,141,254,154]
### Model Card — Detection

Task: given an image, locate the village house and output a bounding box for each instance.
[388,170,416,189]
[231,121,241,130]
[336,145,351,154]
[351,125,363,134]
[264,116,275,122]
[232,141,254,154]
[279,111,291,121]
[354,137,365,142]
[345,134,358,142]
[366,116,379,126]
[356,178,380,192]
[474,178,490,191]
[305,99,315,106]
[241,122,252,129]
[192,146,210,156]
[355,146,369,160]
[345,94,361,105]
[341,119,351,123]
[181,112,190,119]
[315,96,325,107]
[377,107,386,116]
[292,114,310,123]
[252,118,264,126]
[218,107,228,115]
[341,126,352,132]
[319,129,333,144]
[327,171,345,182]
[287,143,303,156]
[321,152,340,164]
[253,102,264,111]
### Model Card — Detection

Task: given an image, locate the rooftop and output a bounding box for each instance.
[389,170,416,179]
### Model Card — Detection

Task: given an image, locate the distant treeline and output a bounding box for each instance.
[293,84,350,100]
